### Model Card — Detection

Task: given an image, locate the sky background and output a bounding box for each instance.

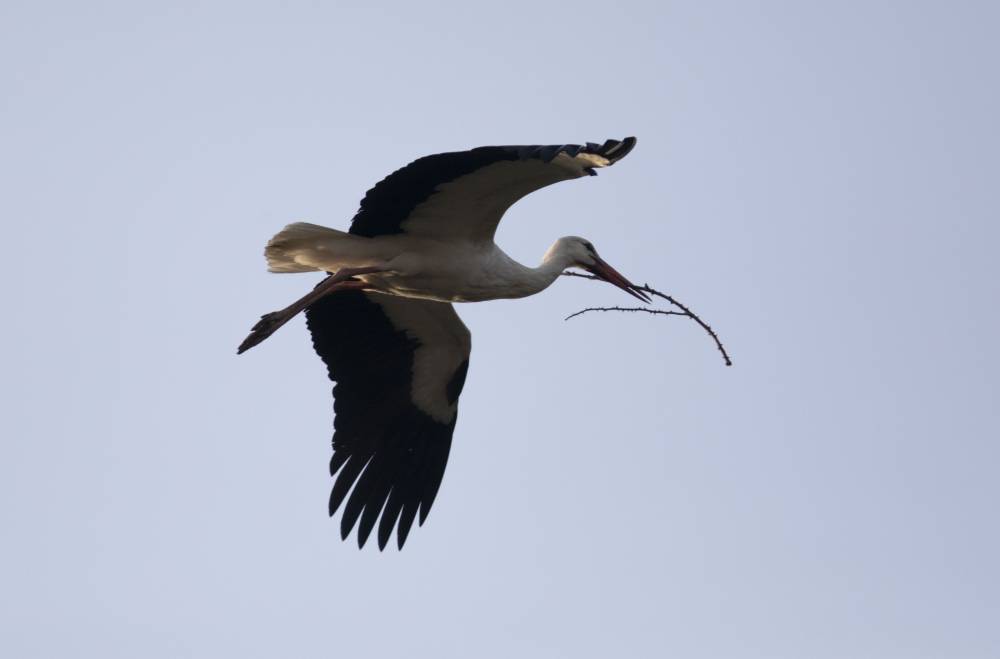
[2,1,998,657]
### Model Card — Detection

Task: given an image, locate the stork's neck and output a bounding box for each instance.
[455,244,575,301]
[508,248,574,298]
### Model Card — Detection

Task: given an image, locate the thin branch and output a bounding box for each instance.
[564,306,687,321]
[562,271,733,366]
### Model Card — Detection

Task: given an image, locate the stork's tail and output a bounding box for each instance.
[263,222,354,273]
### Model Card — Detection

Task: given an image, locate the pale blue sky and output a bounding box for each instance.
[2,1,998,657]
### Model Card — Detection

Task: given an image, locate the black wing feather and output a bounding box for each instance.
[348,138,636,238]
[305,290,469,550]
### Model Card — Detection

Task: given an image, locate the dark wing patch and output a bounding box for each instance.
[446,359,469,405]
[348,137,636,238]
[305,290,471,550]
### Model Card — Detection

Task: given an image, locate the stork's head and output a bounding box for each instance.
[550,236,651,303]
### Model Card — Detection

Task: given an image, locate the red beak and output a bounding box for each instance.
[584,256,651,304]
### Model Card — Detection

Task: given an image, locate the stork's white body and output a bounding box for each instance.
[266,224,570,302]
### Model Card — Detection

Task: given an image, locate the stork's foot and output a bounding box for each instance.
[237,311,288,354]
[252,311,284,332]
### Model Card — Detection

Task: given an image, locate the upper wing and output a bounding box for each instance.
[348,137,637,243]
[304,290,471,550]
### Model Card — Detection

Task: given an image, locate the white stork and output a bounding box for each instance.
[239,137,647,550]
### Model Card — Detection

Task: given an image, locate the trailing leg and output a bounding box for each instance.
[237,265,387,354]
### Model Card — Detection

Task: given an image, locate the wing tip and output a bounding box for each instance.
[561,136,638,173]
[597,136,637,163]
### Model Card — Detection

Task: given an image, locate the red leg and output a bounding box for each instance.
[237,266,384,354]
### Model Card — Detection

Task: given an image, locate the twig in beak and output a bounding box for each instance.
[561,271,733,367]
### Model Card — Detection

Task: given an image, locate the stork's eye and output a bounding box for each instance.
[582,241,595,252]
